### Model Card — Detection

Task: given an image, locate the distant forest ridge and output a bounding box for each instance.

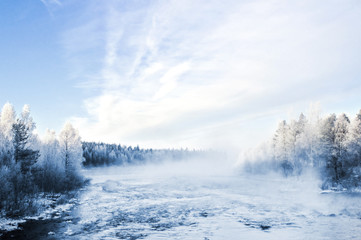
[82,142,211,167]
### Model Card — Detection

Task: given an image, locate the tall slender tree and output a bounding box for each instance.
[332,113,350,181]
[59,122,83,182]
[347,110,361,166]
[0,103,16,141]
[273,120,294,175]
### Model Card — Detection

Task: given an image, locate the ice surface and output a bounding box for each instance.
[3,160,361,239]
[56,161,361,239]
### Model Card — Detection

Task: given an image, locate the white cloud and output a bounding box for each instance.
[65,0,361,149]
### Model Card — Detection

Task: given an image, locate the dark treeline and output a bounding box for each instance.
[82,142,207,167]
[242,108,361,190]
[0,103,84,217]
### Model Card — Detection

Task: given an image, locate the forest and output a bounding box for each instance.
[242,109,361,190]
[82,142,207,167]
[0,103,84,217]
[0,103,207,218]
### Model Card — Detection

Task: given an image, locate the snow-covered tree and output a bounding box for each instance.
[293,113,307,137]
[21,105,35,133]
[0,103,86,216]
[37,129,64,191]
[20,104,39,149]
[12,119,40,174]
[0,103,16,166]
[334,114,350,153]
[347,110,361,165]
[288,113,308,171]
[59,122,83,178]
[40,129,60,165]
[298,115,323,167]
[0,103,16,141]
[273,121,290,160]
[319,114,336,157]
[273,120,294,175]
[242,108,361,189]
[331,113,350,181]
[318,114,337,185]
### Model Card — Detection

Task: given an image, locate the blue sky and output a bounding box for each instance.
[1,0,361,150]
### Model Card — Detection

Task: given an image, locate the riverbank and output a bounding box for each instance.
[0,191,80,239]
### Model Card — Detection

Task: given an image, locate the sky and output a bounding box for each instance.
[0,0,361,150]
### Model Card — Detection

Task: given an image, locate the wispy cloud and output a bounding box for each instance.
[61,0,361,149]
[40,0,62,16]
[40,0,62,6]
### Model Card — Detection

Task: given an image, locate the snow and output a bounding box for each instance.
[0,218,26,232]
[2,160,361,239]
[60,163,361,239]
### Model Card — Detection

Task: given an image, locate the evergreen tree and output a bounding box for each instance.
[333,113,350,182]
[20,104,39,149]
[343,110,361,186]
[347,110,361,166]
[319,114,337,184]
[12,119,40,174]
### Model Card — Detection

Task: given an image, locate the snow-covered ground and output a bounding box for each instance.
[61,160,361,239]
[2,159,361,239]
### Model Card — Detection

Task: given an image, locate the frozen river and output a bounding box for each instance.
[16,160,361,239]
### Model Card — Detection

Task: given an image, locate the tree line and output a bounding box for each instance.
[0,102,208,217]
[82,142,207,167]
[0,103,84,217]
[242,109,361,190]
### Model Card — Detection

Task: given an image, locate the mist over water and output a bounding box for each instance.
[47,158,361,240]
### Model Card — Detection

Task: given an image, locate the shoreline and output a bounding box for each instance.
[0,191,80,239]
